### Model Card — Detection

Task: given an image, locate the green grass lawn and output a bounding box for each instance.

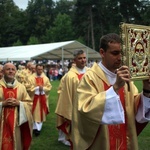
[134,81,150,150]
[30,80,150,150]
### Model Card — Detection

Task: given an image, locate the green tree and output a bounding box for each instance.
[27,36,39,45]
[47,13,75,42]
[73,0,148,51]
[13,39,23,46]
[54,0,76,18]
[119,0,142,23]
[0,0,149,49]
[0,0,27,46]
[26,0,54,43]
[73,0,108,51]
[140,0,150,25]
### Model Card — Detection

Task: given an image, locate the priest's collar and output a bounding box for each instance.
[75,66,86,74]
[3,78,16,88]
[36,73,42,77]
[99,61,116,84]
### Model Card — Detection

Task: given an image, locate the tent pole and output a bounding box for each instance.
[86,48,89,67]
[61,47,64,69]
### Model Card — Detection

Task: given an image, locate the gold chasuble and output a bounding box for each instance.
[28,73,52,123]
[0,79,33,150]
[57,73,84,135]
[32,77,49,121]
[72,62,148,150]
[55,66,88,149]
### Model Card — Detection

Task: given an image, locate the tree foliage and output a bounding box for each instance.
[27,36,39,45]
[0,0,149,51]
[49,13,75,42]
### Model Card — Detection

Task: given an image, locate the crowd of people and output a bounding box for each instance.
[0,33,150,150]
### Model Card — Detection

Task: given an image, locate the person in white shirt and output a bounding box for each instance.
[72,33,150,150]
[58,65,64,80]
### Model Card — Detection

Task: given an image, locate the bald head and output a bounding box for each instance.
[3,63,16,70]
[31,64,36,73]
[3,63,16,82]
[27,62,33,71]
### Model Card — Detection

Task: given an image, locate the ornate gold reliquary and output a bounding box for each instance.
[120,22,150,80]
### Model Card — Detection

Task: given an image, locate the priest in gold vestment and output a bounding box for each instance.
[0,63,33,150]
[28,64,52,136]
[55,50,88,147]
[72,33,150,150]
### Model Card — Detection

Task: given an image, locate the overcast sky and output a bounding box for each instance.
[13,0,57,10]
[13,0,28,10]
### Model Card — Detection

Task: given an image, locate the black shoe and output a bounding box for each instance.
[35,130,40,137]
[33,129,37,134]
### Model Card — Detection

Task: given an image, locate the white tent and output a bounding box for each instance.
[0,40,100,62]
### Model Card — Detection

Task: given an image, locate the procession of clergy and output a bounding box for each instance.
[1,32,150,150]
[0,48,87,149]
[16,62,52,136]
[0,62,52,149]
